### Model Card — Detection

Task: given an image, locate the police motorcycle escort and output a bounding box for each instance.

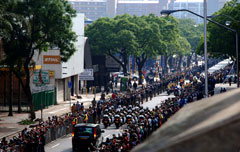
[102,114,111,129]
[126,114,133,124]
[114,114,121,129]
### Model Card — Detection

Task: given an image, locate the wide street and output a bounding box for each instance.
[45,79,236,152]
[45,92,174,152]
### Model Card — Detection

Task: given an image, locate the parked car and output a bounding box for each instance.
[72,123,104,152]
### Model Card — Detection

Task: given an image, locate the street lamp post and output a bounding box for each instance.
[161,9,240,93]
[204,0,208,97]
[208,14,240,88]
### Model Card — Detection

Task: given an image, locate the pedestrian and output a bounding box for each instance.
[228,76,232,86]
[71,103,76,115]
[76,101,80,112]
[133,81,137,91]
[97,106,102,124]
[93,108,97,124]
[92,98,96,108]
[128,78,132,88]
[39,131,45,152]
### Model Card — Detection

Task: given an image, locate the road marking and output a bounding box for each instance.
[51,143,60,148]
[49,108,67,114]
[104,134,111,138]
[69,137,72,139]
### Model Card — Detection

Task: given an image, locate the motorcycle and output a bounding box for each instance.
[103,115,110,128]
[126,115,132,124]
[114,115,121,129]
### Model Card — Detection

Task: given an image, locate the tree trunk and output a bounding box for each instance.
[24,64,36,120]
[18,78,22,113]
[122,52,128,76]
[138,66,143,85]
[122,65,127,75]
[168,56,173,69]
[187,55,192,68]
[195,53,198,66]
[136,53,147,85]
[8,70,13,116]
[178,55,183,71]
[4,74,6,106]
[163,56,168,74]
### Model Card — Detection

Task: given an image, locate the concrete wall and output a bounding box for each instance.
[132,88,240,152]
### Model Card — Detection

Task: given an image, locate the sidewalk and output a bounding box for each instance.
[0,92,101,139]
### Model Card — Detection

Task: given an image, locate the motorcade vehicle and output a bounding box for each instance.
[72,123,104,152]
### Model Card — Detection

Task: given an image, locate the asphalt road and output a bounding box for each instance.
[45,82,233,152]
[45,92,174,152]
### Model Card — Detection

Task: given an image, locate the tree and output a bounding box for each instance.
[85,14,137,75]
[130,15,165,84]
[1,0,77,119]
[197,0,240,59]
[0,0,25,116]
[178,19,203,66]
[158,16,181,73]
[175,36,191,70]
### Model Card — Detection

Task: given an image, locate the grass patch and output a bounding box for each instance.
[18,119,35,125]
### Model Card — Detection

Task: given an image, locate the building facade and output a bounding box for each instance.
[32,13,85,103]
[68,0,117,20]
[207,0,227,15]
[117,0,161,16]
[168,0,203,24]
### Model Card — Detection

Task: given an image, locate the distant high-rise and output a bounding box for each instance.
[207,0,227,15]
[68,0,117,21]
[117,0,161,16]
[68,0,172,21]
[168,0,203,24]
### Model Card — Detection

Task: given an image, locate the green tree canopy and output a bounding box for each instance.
[197,0,240,59]
[1,0,77,119]
[178,19,203,51]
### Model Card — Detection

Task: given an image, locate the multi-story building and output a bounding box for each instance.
[168,0,228,24]
[31,13,85,103]
[69,0,171,21]
[168,0,203,24]
[117,0,161,16]
[207,0,227,15]
[68,0,117,21]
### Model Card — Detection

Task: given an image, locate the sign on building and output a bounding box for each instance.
[33,70,50,84]
[43,55,61,64]
[79,69,94,80]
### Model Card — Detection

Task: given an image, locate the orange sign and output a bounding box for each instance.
[43,55,61,64]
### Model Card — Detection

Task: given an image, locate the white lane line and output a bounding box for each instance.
[51,143,60,148]
[49,108,67,114]
[104,134,111,139]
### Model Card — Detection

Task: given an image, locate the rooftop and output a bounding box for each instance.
[118,1,159,3]
[174,0,203,2]
[68,0,107,2]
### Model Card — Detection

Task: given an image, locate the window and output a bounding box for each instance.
[75,127,93,136]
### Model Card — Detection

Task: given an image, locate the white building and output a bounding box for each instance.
[31,13,85,103]
[168,0,203,24]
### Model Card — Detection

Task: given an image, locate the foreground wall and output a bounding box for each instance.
[132,88,240,152]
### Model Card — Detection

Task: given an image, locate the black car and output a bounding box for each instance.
[72,123,104,152]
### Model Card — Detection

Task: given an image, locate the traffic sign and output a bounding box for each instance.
[79,69,94,80]
[68,81,72,88]
[79,76,94,81]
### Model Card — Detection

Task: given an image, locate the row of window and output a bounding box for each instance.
[73,6,106,11]
[70,2,106,6]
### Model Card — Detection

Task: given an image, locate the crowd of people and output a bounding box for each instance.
[0,60,236,152]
